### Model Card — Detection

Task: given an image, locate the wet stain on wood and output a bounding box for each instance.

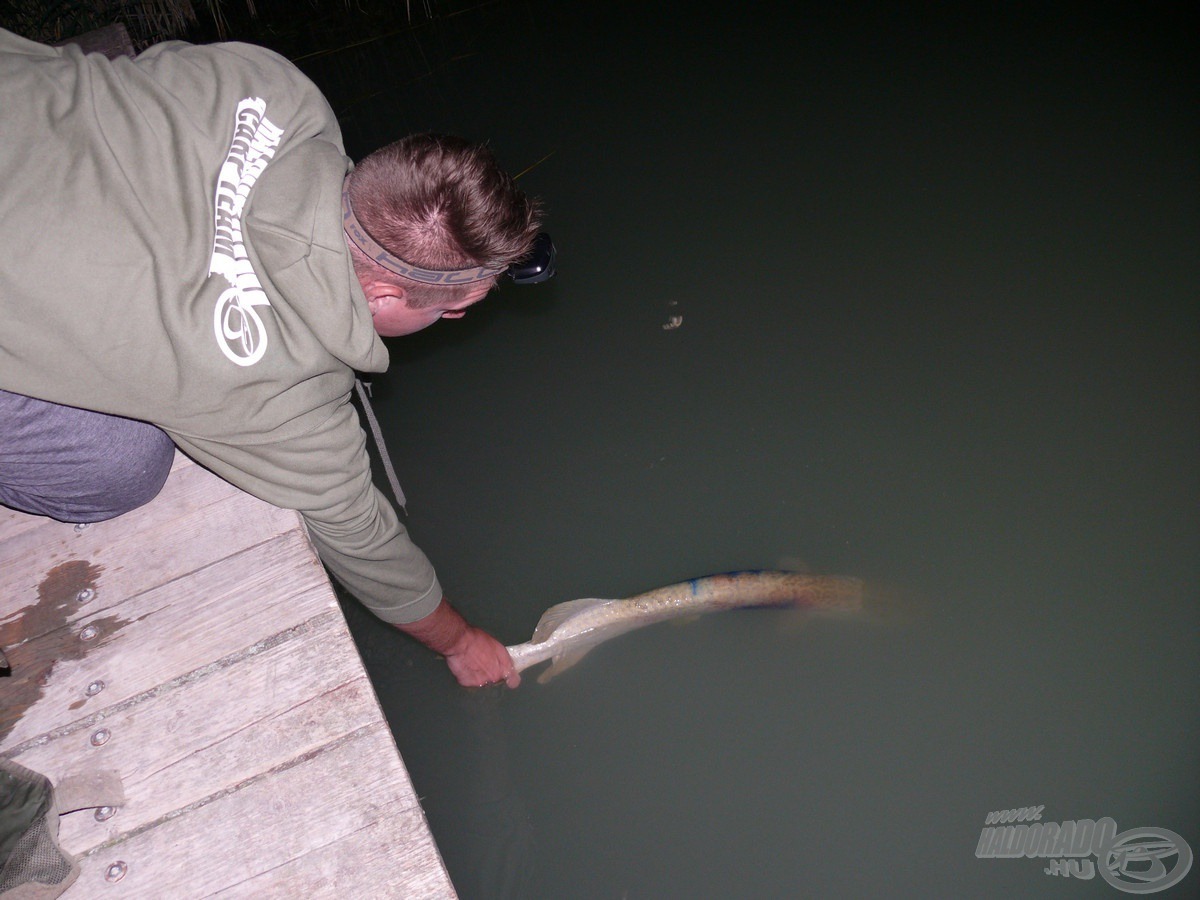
[1,560,129,744]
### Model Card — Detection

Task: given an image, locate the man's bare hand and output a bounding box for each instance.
[444,625,521,688]
[393,595,520,688]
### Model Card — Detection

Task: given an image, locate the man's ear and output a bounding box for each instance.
[361,280,409,316]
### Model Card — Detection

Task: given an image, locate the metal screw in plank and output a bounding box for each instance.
[104,861,127,882]
[76,588,95,604]
[85,680,105,697]
[90,728,111,747]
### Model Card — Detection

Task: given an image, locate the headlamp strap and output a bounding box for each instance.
[341,176,505,285]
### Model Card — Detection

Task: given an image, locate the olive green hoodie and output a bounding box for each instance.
[0,28,442,623]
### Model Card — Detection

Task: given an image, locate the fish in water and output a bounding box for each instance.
[506,570,863,683]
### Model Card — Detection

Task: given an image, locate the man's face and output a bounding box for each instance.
[370,283,493,337]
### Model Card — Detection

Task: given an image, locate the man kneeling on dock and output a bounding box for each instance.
[0,28,538,688]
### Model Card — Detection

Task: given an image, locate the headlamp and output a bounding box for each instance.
[506,232,556,284]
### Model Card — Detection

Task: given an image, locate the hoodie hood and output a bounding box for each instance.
[246,143,388,376]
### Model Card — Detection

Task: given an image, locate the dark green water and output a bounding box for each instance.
[301,4,1197,897]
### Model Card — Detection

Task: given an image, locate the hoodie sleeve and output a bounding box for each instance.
[171,398,443,625]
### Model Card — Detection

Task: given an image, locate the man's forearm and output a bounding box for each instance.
[392,595,470,655]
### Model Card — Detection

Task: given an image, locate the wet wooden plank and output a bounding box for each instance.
[0,534,330,748]
[0,453,457,898]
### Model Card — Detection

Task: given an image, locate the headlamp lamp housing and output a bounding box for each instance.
[506,233,556,284]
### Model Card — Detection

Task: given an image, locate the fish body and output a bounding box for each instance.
[506,570,863,683]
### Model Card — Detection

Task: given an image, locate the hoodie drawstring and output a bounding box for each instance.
[354,378,406,514]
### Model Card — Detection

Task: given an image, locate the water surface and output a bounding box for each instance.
[301,4,1197,896]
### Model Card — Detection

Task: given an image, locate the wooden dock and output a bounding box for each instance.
[0,453,457,898]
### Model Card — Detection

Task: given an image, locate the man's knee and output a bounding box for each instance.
[0,392,175,523]
[73,423,175,522]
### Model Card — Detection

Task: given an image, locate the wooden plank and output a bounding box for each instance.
[70,726,454,899]
[1,454,458,898]
[0,505,61,544]
[213,810,454,899]
[9,611,386,854]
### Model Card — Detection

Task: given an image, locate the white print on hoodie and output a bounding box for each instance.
[209,97,285,366]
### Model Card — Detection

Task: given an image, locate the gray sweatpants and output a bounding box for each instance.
[0,389,175,523]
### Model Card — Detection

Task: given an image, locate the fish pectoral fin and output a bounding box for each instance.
[537,646,597,684]
[529,597,615,643]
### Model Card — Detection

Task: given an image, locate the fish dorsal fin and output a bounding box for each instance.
[529,597,613,644]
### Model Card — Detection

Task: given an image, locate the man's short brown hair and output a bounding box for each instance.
[347,134,542,307]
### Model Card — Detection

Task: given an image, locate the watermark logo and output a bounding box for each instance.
[976,807,1193,894]
[1102,828,1194,894]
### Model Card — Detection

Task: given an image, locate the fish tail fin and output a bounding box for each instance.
[855,579,929,626]
[508,597,620,682]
